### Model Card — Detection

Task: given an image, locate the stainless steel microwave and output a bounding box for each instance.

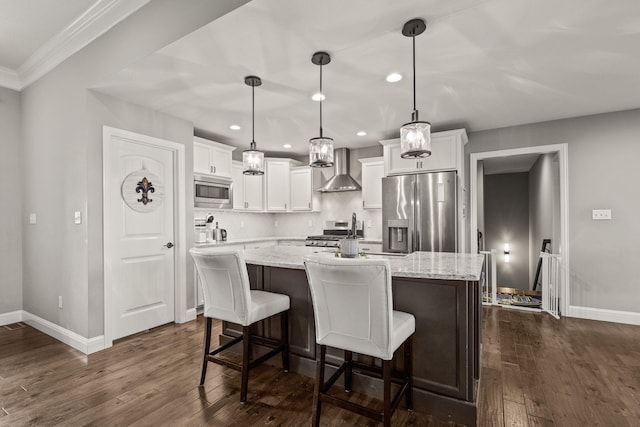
[194,174,233,209]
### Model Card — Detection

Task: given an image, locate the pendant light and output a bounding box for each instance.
[243,75,265,175]
[400,18,431,159]
[309,51,334,168]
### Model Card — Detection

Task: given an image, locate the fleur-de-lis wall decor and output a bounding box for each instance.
[136,177,155,205]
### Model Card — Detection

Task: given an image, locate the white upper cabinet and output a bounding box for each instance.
[193,136,235,178]
[380,129,468,177]
[290,166,321,211]
[265,158,301,211]
[359,157,384,209]
[232,161,263,211]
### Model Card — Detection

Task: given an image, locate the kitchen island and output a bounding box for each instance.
[221,246,484,426]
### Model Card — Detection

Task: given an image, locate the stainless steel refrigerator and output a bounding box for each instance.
[382,171,457,253]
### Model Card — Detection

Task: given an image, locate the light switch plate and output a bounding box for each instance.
[592,209,612,220]
[29,213,37,224]
[74,211,82,224]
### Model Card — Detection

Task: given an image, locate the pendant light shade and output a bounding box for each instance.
[400,18,431,159]
[309,51,334,168]
[243,75,264,175]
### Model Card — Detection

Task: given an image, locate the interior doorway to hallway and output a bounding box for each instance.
[470,144,569,318]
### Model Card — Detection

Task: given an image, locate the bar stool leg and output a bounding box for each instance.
[383,359,392,427]
[199,317,212,386]
[344,350,353,392]
[312,344,326,427]
[281,311,289,372]
[240,326,250,403]
[405,336,413,410]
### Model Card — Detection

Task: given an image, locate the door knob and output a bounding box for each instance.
[164,242,174,248]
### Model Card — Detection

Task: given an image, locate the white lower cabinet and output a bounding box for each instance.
[278,240,305,246]
[359,243,383,253]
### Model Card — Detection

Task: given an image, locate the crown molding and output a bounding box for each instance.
[0,66,21,91]
[7,0,151,90]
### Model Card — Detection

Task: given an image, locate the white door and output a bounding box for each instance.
[105,132,175,340]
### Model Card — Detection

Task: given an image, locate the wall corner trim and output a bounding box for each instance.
[568,305,640,326]
[13,311,106,354]
[0,310,23,326]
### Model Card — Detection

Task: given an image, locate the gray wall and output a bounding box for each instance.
[0,87,22,314]
[528,153,560,288]
[467,108,640,312]
[484,173,530,289]
[20,0,249,338]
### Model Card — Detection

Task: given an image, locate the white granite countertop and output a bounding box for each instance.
[238,246,484,281]
[195,236,382,248]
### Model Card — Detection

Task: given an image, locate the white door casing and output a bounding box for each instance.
[103,126,187,348]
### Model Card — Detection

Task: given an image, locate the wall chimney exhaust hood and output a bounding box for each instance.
[317,148,362,192]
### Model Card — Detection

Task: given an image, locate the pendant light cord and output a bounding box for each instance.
[319,63,323,138]
[412,34,418,121]
[251,83,255,146]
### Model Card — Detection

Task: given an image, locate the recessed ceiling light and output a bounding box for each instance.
[229,124,241,130]
[311,92,325,101]
[356,131,367,136]
[283,144,292,149]
[386,73,402,83]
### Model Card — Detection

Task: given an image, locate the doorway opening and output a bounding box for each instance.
[470,144,569,318]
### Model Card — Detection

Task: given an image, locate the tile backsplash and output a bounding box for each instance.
[194,191,382,241]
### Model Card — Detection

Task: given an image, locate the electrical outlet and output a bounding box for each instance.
[274,220,279,227]
[308,220,313,227]
[29,213,37,224]
[58,296,63,309]
[240,221,244,228]
[366,220,372,228]
[592,209,612,220]
[74,211,82,224]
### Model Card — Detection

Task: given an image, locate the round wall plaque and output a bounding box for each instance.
[121,169,164,213]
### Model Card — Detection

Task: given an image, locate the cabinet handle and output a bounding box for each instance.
[362,200,365,208]
[210,165,213,173]
[309,202,311,209]
[285,203,287,210]
[213,166,216,174]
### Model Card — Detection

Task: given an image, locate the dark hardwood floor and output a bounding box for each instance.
[1,307,639,426]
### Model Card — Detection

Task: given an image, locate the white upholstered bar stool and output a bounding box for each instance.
[190,248,290,403]
[303,256,415,427]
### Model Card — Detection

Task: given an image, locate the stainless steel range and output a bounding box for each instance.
[305,220,364,248]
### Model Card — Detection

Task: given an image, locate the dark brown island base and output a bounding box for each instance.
[218,246,485,426]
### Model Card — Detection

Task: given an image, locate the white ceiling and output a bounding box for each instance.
[482,153,541,175]
[0,0,150,90]
[0,0,95,69]
[5,0,640,157]
[91,0,640,156]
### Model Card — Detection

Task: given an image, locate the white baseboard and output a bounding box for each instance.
[568,305,640,326]
[0,310,23,326]
[185,308,197,322]
[21,311,105,355]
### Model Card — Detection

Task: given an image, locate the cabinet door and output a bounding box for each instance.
[244,174,264,211]
[266,160,290,211]
[361,158,384,209]
[232,162,246,210]
[290,167,312,211]
[386,143,421,175]
[210,145,233,178]
[359,243,382,253]
[419,134,458,172]
[193,141,212,175]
